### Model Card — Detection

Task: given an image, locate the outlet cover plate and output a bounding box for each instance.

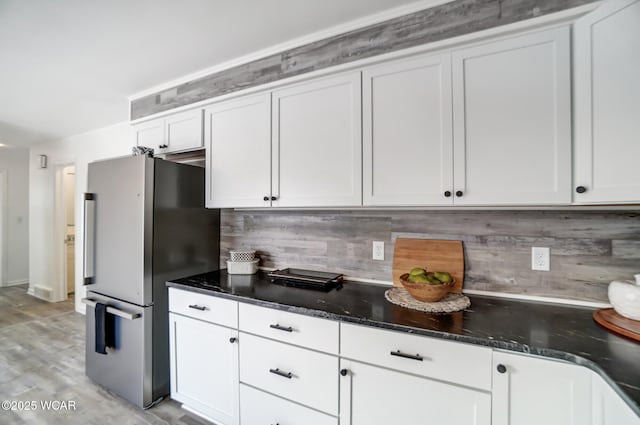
[532,247,550,271]
[373,241,385,261]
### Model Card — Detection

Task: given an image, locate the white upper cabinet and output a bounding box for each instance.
[162,109,204,154]
[134,117,164,149]
[134,108,204,155]
[492,351,592,425]
[363,54,453,206]
[452,27,572,205]
[574,0,640,204]
[272,72,362,207]
[204,93,272,208]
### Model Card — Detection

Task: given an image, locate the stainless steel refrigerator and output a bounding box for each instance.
[82,155,219,408]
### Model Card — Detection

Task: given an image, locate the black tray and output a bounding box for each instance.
[268,268,343,291]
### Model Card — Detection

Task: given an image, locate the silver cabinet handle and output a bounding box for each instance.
[188,304,207,311]
[81,298,141,320]
[269,324,293,332]
[269,368,293,379]
[83,193,96,285]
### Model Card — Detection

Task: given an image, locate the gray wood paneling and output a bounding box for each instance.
[220,210,640,302]
[131,0,598,119]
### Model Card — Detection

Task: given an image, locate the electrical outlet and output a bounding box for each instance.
[531,247,550,271]
[372,241,385,261]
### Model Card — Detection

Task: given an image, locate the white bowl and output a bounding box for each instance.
[608,274,640,321]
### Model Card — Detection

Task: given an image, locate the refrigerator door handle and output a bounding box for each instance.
[83,193,96,285]
[81,298,141,320]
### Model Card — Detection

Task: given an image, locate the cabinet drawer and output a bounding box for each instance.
[168,288,237,328]
[340,323,492,390]
[239,333,339,415]
[240,384,337,425]
[239,303,339,354]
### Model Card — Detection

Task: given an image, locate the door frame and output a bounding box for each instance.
[0,169,6,287]
[52,162,75,302]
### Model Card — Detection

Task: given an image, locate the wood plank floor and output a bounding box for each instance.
[0,285,210,425]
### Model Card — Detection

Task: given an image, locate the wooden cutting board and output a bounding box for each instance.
[393,238,464,293]
[593,308,640,343]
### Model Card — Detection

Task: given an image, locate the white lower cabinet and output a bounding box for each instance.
[339,359,491,425]
[239,384,337,425]
[169,312,239,425]
[167,291,639,425]
[238,332,339,416]
[492,351,592,425]
[592,374,640,425]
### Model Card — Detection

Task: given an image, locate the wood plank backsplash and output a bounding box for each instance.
[220,210,640,302]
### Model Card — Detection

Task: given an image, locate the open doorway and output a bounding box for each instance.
[53,163,76,302]
[63,166,75,297]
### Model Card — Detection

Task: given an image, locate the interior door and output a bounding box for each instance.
[86,155,153,306]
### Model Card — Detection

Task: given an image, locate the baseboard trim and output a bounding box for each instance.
[5,279,29,287]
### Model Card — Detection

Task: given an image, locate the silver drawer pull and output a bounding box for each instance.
[390,350,424,361]
[81,298,141,321]
[269,323,293,332]
[188,304,207,311]
[269,368,293,379]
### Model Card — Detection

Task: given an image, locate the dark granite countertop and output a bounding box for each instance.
[167,270,640,415]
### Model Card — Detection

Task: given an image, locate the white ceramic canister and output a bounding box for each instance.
[608,274,640,321]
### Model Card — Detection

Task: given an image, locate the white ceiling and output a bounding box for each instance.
[0,0,435,147]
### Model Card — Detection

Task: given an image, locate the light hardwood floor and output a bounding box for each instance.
[0,285,210,425]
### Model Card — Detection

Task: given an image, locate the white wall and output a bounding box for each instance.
[29,122,133,312]
[0,147,30,286]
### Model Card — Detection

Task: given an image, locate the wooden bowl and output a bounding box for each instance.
[399,273,454,303]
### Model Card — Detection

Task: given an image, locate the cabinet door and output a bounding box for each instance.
[134,118,164,149]
[205,93,272,208]
[574,0,640,204]
[339,359,490,425]
[169,313,239,425]
[452,27,571,205]
[492,351,591,425]
[363,54,453,206]
[272,73,362,207]
[239,384,337,425]
[163,109,204,154]
[592,373,640,425]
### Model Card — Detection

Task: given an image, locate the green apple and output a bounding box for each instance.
[409,267,427,277]
[433,271,453,283]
